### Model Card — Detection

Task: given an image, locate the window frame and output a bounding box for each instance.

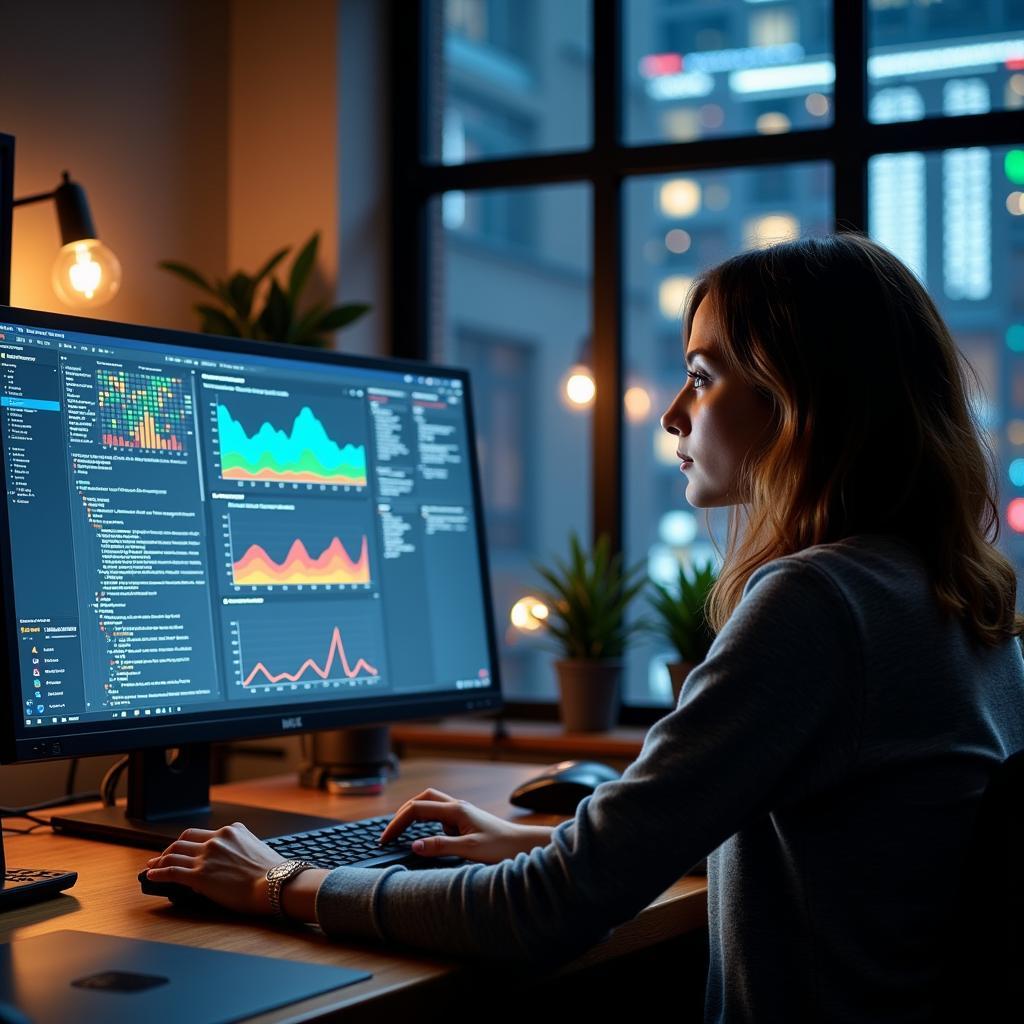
[390,0,1024,725]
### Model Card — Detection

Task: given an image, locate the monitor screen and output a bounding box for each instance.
[0,306,500,767]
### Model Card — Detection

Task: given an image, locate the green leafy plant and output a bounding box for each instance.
[533,531,649,660]
[648,560,718,664]
[159,232,369,346]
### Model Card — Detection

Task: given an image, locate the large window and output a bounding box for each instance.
[393,1,1024,719]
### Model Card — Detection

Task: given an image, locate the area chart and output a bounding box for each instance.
[217,403,367,485]
[233,534,370,586]
[98,370,188,451]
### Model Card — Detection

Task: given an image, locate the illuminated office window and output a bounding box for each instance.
[870,144,1024,569]
[868,0,1024,122]
[424,0,591,164]
[624,0,834,145]
[430,183,592,701]
[402,2,1024,713]
[623,163,832,706]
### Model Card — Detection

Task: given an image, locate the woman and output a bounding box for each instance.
[144,234,1024,1021]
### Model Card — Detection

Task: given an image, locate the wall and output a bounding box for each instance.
[0,0,230,331]
[227,0,339,305]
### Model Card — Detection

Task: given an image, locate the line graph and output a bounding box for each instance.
[241,625,379,686]
[228,605,387,693]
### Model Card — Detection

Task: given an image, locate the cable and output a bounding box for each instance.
[1,821,47,836]
[65,757,79,797]
[100,755,130,807]
[0,791,101,818]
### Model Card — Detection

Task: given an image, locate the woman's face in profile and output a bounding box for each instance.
[660,299,774,508]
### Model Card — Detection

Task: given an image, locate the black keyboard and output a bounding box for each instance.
[265,815,457,869]
[1,867,78,912]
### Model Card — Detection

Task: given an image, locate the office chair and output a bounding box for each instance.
[935,747,1024,1023]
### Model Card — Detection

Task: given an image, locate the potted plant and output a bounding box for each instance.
[533,531,648,732]
[159,231,369,345]
[648,560,718,705]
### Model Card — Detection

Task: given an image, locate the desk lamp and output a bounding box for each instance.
[13,171,121,307]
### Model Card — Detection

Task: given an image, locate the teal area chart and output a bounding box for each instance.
[215,400,367,486]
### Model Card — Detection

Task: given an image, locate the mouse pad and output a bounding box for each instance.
[0,929,371,1024]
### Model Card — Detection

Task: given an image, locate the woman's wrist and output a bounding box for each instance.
[279,867,330,923]
[520,824,555,851]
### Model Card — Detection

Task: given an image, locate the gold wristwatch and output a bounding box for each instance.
[266,859,315,918]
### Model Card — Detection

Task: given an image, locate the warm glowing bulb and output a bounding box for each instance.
[52,238,121,307]
[565,367,596,406]
[510,596,549,632]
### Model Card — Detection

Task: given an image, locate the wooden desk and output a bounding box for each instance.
[390,718,648,769]
[2,757,708,1022]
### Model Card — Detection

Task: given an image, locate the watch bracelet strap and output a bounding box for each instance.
[268,860,316,918]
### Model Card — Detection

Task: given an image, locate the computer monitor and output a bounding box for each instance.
[0,133,13,305]
[0,305,501,846]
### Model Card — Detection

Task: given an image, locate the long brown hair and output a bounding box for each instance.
[686,233,1024,650]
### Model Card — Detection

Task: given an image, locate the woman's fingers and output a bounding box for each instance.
[147,853,196,871]
[150,840,204,863]
[379,797,462,845]
[145,863,200,884]
[408,832,473,858]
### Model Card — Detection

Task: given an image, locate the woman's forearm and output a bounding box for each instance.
[282,826,553,924]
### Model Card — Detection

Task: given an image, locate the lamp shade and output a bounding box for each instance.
[49,171,121,306]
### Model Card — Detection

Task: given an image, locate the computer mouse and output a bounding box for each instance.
[138,869,221,913]
[508,759,621,814]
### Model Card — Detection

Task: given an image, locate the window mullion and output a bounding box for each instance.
[591,0,624,555]
[832,0,869,231]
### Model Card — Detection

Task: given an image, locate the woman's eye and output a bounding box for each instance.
[686,370,709,390]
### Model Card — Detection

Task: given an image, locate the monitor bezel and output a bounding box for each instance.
[0,134,13,306]
[0,304,502,764]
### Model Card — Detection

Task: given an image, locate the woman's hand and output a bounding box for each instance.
[143,822,302,916]
[379,788,554,865]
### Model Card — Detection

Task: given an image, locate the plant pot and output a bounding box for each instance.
[554,658,623,732]
[667,660,697,706]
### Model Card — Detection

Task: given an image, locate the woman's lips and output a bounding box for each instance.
[679,458,693,472]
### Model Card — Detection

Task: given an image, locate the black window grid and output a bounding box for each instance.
[390,0,1024,723]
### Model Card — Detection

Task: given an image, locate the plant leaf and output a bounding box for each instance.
[315,303,371,332]
[288,233,319,306]
[252,247,290,290]
[290,301,328,344]
[159,260,219,298]
[226,272,255,321]
[257,280,292,342]
[194,304,242,337]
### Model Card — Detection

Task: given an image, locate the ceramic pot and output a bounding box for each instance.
[554,658,623,732]
[667,660,697,706]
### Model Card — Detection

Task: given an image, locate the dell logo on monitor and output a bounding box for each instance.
[281,716,303,730]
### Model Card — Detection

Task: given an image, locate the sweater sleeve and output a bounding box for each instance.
[315,558,864,966]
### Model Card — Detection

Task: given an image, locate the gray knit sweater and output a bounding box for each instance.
[315,534,1024,1022]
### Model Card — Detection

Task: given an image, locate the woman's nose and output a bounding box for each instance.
[660,391,689,436]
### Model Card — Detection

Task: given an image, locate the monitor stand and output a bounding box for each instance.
[50,743,343,850]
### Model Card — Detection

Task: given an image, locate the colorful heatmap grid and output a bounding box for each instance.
[98,370,188,452]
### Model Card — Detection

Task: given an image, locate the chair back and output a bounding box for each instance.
[936,748,1024,1022]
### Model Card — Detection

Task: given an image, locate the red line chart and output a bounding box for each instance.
[241,626,379,687]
